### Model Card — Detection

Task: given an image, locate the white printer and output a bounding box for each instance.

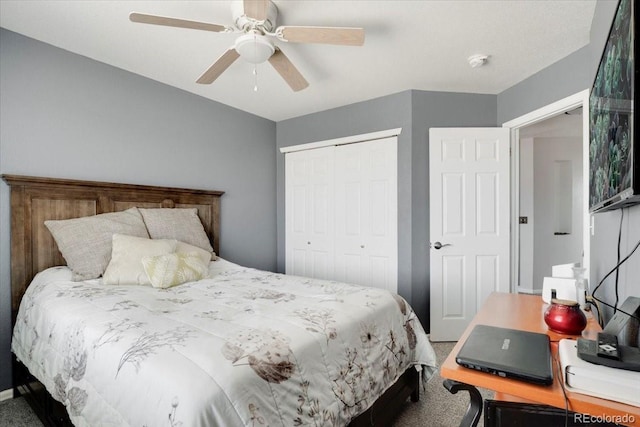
[559,339,640,407]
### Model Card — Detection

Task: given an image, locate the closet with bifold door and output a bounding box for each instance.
[282,130,399,293]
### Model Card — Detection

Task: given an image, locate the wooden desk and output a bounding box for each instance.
[440,292,640,426]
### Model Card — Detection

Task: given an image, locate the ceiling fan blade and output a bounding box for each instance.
[129,12,229,33]
[243,0,269,21]
[196,48,240,84]
[277,26,365,46]
[268,49,309,92]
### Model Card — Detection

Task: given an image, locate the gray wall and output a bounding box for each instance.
[276,90,497,327]
[0,29,277,391]
[497,46,591,125]
[498,0,639,321]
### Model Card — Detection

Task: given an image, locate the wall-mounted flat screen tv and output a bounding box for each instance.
[589,0,639,213]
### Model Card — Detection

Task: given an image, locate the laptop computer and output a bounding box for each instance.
[455,324,553,385]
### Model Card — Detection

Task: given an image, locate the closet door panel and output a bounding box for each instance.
[369,255,391,290]
[370,139,398,293]
[335,143,365,286]
[291,249,307,277]
[334,138,397,292]
[308,149,334,279]
[367,138,398,293]
[285,147,334,279]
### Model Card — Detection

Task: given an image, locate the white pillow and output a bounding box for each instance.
[138,208,214,254]
[103,234,177,285]
[176,241,214,264]
[45,208,149,281]
[142,252,209,289]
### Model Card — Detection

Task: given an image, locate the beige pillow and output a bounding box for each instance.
[45,208,149,281]
[139,208,214,254]
[103,234,177,285]
[142,252,209,289]
[176,241,214,264]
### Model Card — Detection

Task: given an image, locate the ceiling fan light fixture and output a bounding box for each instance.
[235,33,275,63]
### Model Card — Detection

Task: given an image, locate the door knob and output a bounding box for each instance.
[431,241,451,250]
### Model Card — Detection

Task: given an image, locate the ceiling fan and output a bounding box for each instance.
[129,0,365,92]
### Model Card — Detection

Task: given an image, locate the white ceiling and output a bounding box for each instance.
[0,0,597,121]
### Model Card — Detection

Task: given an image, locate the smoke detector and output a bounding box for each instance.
[468,54,489,68]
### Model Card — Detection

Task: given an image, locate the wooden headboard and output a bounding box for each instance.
[2,175,224,321]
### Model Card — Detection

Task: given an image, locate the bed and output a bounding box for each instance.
[4,174,437,427]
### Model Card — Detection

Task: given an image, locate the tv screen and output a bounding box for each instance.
[589,0,639,213]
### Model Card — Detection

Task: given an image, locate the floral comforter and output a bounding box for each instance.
[12,259,437,427]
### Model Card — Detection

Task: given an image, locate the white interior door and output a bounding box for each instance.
[334,137,398,292]
[429,128,511,341]
[285,146,334,279]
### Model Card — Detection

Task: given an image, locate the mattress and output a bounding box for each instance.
[12,259,437,426]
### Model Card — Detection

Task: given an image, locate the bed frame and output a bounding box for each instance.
[3,174,419,427]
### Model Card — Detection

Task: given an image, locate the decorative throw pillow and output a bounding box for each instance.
[139,208,214,254]
[103,234,177,285]
[142,252,209,289]
[44,208,149,281]
[175,241,214,264]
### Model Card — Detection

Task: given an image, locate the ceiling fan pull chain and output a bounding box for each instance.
[253,64,259,92]
[253,34,259,92]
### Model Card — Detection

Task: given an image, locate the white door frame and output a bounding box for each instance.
[502,89,590,293]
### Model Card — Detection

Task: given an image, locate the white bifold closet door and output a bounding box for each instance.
[285,136,398,293]
[285,146,335,280]
[333,138,397,292]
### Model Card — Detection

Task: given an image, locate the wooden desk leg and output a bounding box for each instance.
[443,379,483,427]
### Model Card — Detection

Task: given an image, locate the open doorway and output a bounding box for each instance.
[517,109,584,293]
[503,90,590,294]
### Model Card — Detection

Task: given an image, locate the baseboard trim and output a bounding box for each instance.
[0,388,13,401]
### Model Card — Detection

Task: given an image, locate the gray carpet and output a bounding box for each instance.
[0,342,492,427]
[392,341,493,427]
[0,395,42,427]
